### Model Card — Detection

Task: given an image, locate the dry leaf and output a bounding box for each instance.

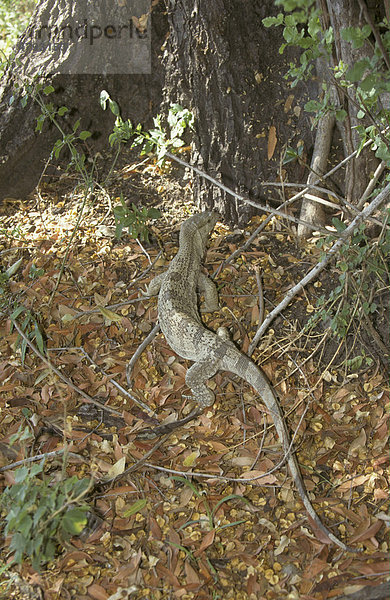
[240,470,277,485]
[348,428,367,456]
[267,125,277,160]
[183,450,200,467]
[98,305,122,323]
[194,530,215,556]
[104,457,126,480]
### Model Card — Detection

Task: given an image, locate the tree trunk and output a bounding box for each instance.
[162,0,317,224]
[325,0,379,205]
[0,0,167,201]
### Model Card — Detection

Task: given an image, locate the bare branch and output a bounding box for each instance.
[248,183,390,352]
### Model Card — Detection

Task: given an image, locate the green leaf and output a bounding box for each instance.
[341,25,371,49]
[109,99,120,116]
[35,113,46,132]
[61,508,88,536]
[72,477,92,497]
[335,109,347,121]
[79,130,92,140]
[360,74,377,92]
[346,355,363,371]
[304,99,322,112]
[43,85,55,95]
[331,217,347,232]
[18,514,33,537]
[123,499,148,517]
[10,305,26,322]
[212,494,250,516]
[14,466,29,484]
[34,322,45,354]
[171,476,202,498]
[346,59,370,82]
[283,146,299,164]
[5,257,23,278]
[98,306,122,322]
[147,208,161,219]
[262,14,284,28]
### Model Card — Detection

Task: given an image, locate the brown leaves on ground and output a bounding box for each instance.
[0,184,388,600]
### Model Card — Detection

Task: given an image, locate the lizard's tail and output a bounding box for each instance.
[224,354,360,553]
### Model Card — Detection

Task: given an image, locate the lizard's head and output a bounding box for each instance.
[180,211,219,256]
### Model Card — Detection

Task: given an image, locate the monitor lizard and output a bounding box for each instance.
[147,210,358,553]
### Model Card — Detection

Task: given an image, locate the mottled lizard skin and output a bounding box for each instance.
[147,211,357,552]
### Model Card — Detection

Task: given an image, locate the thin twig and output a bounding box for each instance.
[263,181,384,227]
[138,398,311,485]
[357,161,387,209]
[72,296,144,318]
[49,185,93,306]
[356,0,390,70]
[136,407,203,439]
[132,250,163,285]
[254,266,265,326]
[0,450,86,473]
[11,319,123,417]
[126,322,161,387]
[166,133,382,234]
[71,251,163,319]
[136,238,153,265]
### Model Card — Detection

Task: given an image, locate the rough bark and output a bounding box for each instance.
[0,0,167,201]
[162,0,317,224]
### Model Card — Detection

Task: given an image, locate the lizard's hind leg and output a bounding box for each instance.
[185,361,220,407]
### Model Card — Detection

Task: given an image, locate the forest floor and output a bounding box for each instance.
[0,151,389,600]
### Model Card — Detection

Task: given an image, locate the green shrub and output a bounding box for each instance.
[1,457,92,571]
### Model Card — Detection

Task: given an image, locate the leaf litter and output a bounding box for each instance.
[0,166,388,599]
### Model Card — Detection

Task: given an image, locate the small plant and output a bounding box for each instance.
[10,305,46,364]
[34,84,92,178]
[262,1,390,167]
[0,459,92,571]
[307,211,389,367]
[113,194,161,241]
[101,90,194,166]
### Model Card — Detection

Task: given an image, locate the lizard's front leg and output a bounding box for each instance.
[185,360,220,407]
[146,273,165,297]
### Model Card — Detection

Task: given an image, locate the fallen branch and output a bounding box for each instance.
[166,152,337,235]
[248,182,390,352]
